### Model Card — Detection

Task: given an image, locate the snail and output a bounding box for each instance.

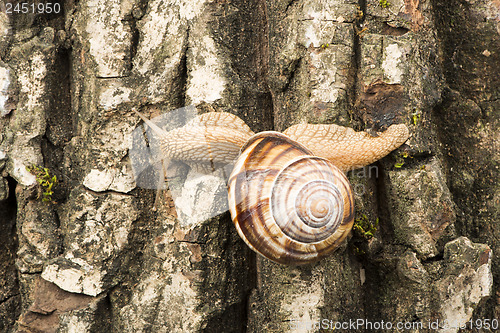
[132,109,409,265]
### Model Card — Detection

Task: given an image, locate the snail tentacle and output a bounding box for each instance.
[134,110,254,168]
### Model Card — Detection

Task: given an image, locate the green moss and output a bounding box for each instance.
[394,151,410,168]
[379,0,390,9]
[412,111,422,125]
[351,214,379,256]
[26,165,57,203]
[353,214,379,240]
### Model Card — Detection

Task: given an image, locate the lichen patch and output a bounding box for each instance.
[0,65,11,117]
[12,158,37,186]
[438,238,493,333]
[84,0,131,77]
[171,169,228,227]
[18,52,46,111]
[309,50,339,103]
[99,82,132,111]
[382,43,403,84]
[280,268,325,332]
[186,36,226,104]
[41,263,105,297]
[83,165,135,193]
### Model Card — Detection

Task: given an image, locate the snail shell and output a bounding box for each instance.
[228,131,354,265]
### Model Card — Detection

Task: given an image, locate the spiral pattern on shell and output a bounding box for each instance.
[228,132,354,265]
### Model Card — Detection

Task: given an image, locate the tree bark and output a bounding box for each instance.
[0,0,498,332]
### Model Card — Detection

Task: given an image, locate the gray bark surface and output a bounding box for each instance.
[0,0,498,332]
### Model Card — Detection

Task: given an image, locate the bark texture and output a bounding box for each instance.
[0,0,498,332]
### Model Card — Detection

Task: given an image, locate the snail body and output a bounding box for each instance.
[132,110,409,265]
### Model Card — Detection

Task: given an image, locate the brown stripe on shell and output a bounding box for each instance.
[268,145,298,167]
[238,131,313,157]
[230,135,282,257]
[233,170,274,244]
